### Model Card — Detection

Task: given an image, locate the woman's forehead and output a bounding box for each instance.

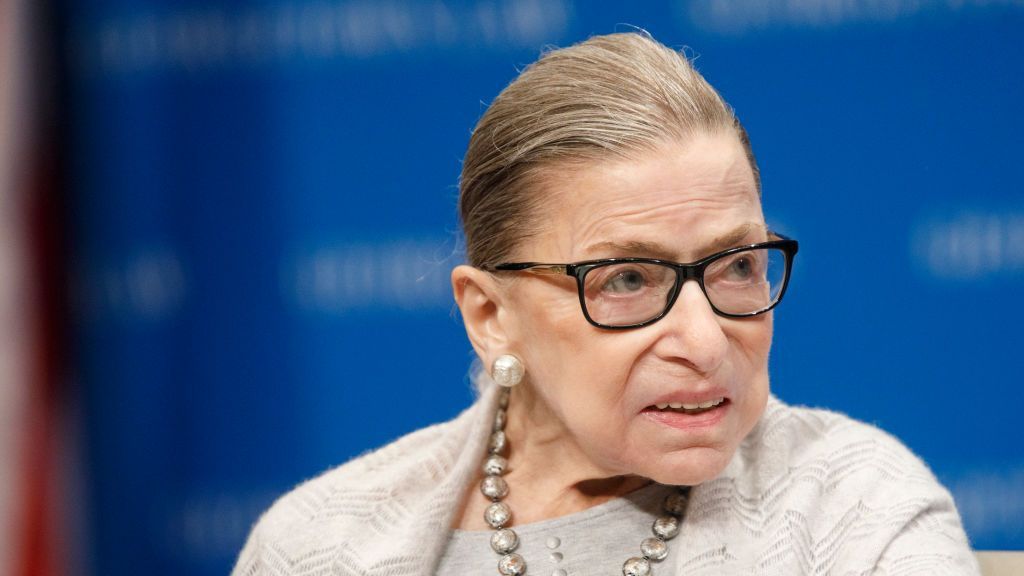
[578,222,769,261]
[531,135,764,260]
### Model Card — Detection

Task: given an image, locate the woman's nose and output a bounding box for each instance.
[651,280,729,374]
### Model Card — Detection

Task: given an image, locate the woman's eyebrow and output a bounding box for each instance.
[582,239,677,260]
[708,222,767,253]
[582,222,767,260]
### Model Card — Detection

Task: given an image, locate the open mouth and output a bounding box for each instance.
[644,397,728,416]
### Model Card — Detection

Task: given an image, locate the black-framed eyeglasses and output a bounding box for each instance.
[484,234,798,330]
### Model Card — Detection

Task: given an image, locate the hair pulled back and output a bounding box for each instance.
[458,32,759,268]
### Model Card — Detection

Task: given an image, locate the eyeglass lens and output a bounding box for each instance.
[581,247,788,326]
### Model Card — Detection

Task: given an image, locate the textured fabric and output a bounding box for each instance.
[437,481,676,574]
[232,383,980,576]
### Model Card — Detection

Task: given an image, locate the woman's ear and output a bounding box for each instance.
[452,264,512,365]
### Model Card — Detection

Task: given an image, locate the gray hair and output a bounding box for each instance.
[458,32,759,269]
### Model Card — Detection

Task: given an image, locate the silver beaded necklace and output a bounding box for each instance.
[480,387,691,576]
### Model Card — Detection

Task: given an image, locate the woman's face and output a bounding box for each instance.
[503,132,772,486]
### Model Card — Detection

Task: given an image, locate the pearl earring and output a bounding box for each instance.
[491,354,525,388]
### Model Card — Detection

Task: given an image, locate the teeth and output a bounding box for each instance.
[654,397,725,411]
[698,397,725,409]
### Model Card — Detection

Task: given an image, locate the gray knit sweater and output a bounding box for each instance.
[232,383,979,575]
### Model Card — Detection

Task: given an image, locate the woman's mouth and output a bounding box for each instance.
[650,397,727,415]
[641,397,730,429]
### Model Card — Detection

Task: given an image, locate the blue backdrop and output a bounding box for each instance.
[59,1,1023,574]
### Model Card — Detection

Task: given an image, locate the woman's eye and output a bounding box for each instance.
[716,253,765,283]
[601,269,647,293]
[728,257,753,279]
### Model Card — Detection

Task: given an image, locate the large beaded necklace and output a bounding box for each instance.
[480,387,691,576]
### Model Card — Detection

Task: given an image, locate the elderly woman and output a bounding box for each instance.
[233,33,977,575]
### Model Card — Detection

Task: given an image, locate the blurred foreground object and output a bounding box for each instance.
[976,551,1024,576]
[2,0,68,575]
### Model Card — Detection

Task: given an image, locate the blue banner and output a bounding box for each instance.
[61,1,1024,573]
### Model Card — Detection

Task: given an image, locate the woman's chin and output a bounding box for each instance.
[641,446,735,487]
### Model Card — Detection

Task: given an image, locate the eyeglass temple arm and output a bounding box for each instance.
[490,263,569,275]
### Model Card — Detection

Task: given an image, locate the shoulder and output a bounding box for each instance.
[231,392,491,576]
[691,395,977,574]
[766,396,938,483]
[252,418,455,536]
[731,395,948,503]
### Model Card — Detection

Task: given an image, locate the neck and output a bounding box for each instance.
[455,384,651,530]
